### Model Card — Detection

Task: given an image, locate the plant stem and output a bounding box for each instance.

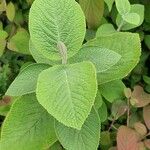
[117,20,124,32]
[127,98,130,126]
[108,118,116,131]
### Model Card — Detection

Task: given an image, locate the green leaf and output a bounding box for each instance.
[96,23,116,37]
[94,90,103,110]
[0,94,57,150]
[98,101,107,122]
[116,4,144,30]
[80,32,141,84]
[6,2,15,22]
[69,46,121,73]
[55,108,100,150]
[36,62,97,129]
[7,28,30,55]
[29,0,86,61]
[79,0,104,29]
[6,63,49,96]
[115,0,130,15]
[144,35,150,49]
[0,30,8,39]
[50,142,63,150]
[122,13,140,25]
[104,0,114,12]
[99,80,125,103]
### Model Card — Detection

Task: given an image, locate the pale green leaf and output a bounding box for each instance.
[81,32,141,84]
[0,30,8,39]
[0,0,6,12]
[104,0,114,12]
[79,0,104,29]
[0,39,6,56]
[99,80,125,103]
[7,28,30,55]
[55,108,100,150]
[29,0,86,61]
[116,4,144,30]
[115,0,130,15]
[36,62,97,129]
[96,23,116,37]
[6,63,49,96]
[6,2,15,22]
[94,90,103,110]
[0,94,57,150]
[69,46,121,73]
[122,13,140,25]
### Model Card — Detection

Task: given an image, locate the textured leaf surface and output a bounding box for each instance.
[6,63,49,96]
[55,108,100,150]
[0,94,57,150]
[81,32,141,84]
[79,0,104,29]
[69,46,121,73]
[104,0,114,12]
[6,2,15,22]
[29,0,86,61]
[117,126,139,150]
[36,62,97,129]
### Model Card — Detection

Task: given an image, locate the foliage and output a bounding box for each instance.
[0,0,150,150]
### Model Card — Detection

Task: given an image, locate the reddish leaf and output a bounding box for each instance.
[131,86,150,107]
[134,122,147,136]
[144,139,150,149]
[143,105,150,129]
[117,126,139,150]
[138,142,146,150]
[0,96,12,106]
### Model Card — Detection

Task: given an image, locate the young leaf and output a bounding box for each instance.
[143,105,150,130]
[79,0,104,29]
[36,61,97,129]
[69,46,121,73]
[29,0,86,61]
[100,80,125,103]
[111,100,128,120]
[131,86,150,107]
[117,126,139,150]
[134,122,147,136]
[81,32,141,84]
[0,94,57,150]
[55,108,100,150]
[6,63,50,96]
[116,4,144,31]
[115,0,130,15]
[7,28,30,55]
[6,2,15,22]
[122,13,140,25]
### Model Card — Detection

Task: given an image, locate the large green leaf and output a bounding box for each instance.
[0,94,57,150]
[69,46,121,73]
[74,32,140,84]
[36,62,97,129]
[55,108,100,150]
[79,0,104,29]
[6,63,49,96]
[29,0,86,61]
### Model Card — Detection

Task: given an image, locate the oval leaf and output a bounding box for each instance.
[29,0,86,61]
[143,105,150,129]
[36,62,97,129]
